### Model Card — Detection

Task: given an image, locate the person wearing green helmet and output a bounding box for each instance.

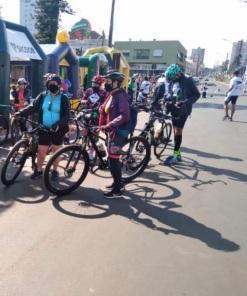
[164,64,200,165]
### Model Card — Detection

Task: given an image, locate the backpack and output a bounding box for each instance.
[117,104,138,138]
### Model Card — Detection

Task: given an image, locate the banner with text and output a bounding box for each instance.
[6,28,42,60]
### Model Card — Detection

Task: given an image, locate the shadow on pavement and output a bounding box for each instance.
[0,168,50,205]
[52,168,239,252]
[167,156,247,185]
[182,146,243,162]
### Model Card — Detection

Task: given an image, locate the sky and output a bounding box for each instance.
[0,0,246,67]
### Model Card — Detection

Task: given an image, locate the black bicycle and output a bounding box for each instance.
[1,118,48,185]
[44,110,151,195]
[137,108,172,160]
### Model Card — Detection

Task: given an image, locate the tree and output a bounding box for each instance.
[33,0,74,44]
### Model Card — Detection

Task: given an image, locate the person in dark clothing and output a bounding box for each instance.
[16,74,70,179]
[164,64,200,165]
[99,71,130,198]
[152,81,166,110]
[201,83,208,98]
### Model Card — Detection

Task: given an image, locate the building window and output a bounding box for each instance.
[153,49,163,57]
[177,51,184,62]
[122,50,130,57]
[134,49,150,59]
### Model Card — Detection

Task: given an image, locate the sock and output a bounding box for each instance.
[174,134,182,152]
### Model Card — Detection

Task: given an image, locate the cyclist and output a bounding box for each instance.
[128,77,137,104]
[15,74,70,179]
[137,76,151,104]
[11,78,31,111]
[99,71,130,198]
[82,75,107,107]
[164,64,200,165]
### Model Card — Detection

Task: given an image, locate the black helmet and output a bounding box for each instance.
[105,70,125,82]
[46,74,62,86]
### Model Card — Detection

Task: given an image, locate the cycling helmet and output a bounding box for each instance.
[92,75,105,85]
[17,78,27,85]
[105,70,125,82]
[46,74,62,86]
[165,64,182,81]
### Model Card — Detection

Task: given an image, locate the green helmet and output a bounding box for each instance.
[165,64,182,81]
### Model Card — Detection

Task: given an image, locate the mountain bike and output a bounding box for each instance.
[137,108,172,160]
[1,118,49,185]
[44,110,151,196]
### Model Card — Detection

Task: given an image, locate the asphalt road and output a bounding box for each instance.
[0,86,247,296]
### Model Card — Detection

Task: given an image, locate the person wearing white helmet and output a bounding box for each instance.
[11,78,31,111]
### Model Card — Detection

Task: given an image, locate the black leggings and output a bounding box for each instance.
[109,158,122,191]
[108,135,126,191]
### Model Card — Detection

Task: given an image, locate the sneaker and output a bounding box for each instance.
[222,115,229,121]
[104,190,123,199]
[31,170,43,180]
[163,156,179,166]
[105,182,125,190]
[163,155,173,164]
[51,170,59,181]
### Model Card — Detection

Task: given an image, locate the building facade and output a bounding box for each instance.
[20,0,37,35]
[114,40,186,75]
[228,40,247,74]
[191,47,205,64]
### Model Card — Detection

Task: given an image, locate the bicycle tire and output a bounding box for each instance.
[121,136,151,183]
[1,139,28,185]
[65,117,79,145]
[44,145,90,196]
[154,122,172,159]
[10,118,22,145]
[0,115,9,145]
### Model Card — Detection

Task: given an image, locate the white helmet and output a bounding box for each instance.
[17,78,27,84]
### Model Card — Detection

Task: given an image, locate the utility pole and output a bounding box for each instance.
[108,0,115,47]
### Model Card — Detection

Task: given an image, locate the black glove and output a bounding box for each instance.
[176,101,185,107]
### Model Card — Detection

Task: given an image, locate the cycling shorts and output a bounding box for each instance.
[38,128,66,146]
[172,115,188,129]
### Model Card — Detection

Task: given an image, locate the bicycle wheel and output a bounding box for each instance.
[1,139,28,185]
[0,116,9,145]
[44,145,90,195]
[64,118,79,145]
[121,136,151,183]
[154,122,172,160]
[10,118,22,145]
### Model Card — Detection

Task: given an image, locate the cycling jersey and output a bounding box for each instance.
[140,80,151,94]
[42,93,61,128]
